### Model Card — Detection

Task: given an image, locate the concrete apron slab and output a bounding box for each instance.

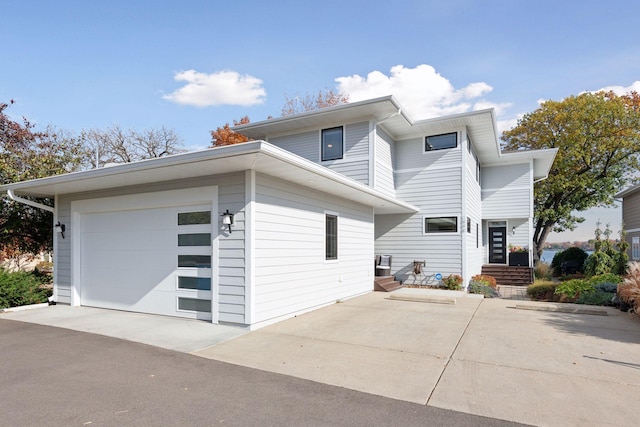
[195,291,483,404]
[0,305,246,353]
[429,298,640,427]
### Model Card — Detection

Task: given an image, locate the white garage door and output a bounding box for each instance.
[79,203,215,321]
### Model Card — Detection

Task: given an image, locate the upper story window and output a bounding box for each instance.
[321,127,343,161]
[425,132,457,152]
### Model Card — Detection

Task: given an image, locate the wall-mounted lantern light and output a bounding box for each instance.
[55,221,66,239]
[512,226,516,236]
[221,209,234,233]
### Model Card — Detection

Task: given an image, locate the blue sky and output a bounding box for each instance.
[3,0,640,242]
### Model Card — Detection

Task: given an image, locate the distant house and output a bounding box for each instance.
[616,184,640,261]
[1,96,556,329]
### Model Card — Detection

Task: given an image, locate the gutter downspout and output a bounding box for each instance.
[375,109,402,126]
[7,189,55,213]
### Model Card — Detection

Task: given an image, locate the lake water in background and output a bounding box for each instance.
[540,249,559,263]
[540,249,593,264]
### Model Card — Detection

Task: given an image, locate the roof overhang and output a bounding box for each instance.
[233,96,557,178]
[484,148,559,181]
[0,141,418,215]
[615,183,640,199]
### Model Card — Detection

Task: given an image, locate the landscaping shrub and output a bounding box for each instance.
[554,278,593,301]
[575,290,615,306]
[526,280,559,301]
[551,247,588,276]
[468,281,500,298]
[619,261,640,314]
[442,274,463,290]
[0,268,52,309]
[584,251,615,277]
[534,261,553,280]
[470,274,497,289]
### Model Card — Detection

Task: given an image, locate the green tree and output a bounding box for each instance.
[501,91,640,260]
[1,101,84,257]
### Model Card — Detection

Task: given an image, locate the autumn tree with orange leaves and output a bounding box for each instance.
[210,116,250,147]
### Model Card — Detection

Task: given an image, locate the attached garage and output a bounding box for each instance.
[72,187,218,322]
[2,142,416,329]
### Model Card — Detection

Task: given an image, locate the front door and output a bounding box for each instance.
[489,226,507,264]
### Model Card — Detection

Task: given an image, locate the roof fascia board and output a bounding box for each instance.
[0,142,265,195]
[233,95,402,132]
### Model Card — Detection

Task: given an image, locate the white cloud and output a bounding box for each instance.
[163,70,266,107]
[496,116,522,134]
[473,100,512,116]
[595,80,640,95]
[335,64,496,119]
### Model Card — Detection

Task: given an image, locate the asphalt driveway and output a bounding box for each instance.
[3,289,640,426]
[0,319,518,427]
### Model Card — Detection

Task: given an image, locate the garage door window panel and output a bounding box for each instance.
[178,233,212,246]
[178,255,212,268]
[177,276,211,291]
[178,211,211,225]
[178,297,211,313]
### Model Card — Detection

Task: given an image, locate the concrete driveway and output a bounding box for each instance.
[4,289,640,426]
[194,289,640,426]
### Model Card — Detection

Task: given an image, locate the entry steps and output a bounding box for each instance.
[374,276,402,292]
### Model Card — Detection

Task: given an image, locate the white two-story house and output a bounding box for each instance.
[2,96,556,329]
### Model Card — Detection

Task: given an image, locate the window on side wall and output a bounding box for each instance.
[425,132,457,152]
[424,217,458,233]
[325,214,338,260]
[321,127,343,161]
[633,236,640,260]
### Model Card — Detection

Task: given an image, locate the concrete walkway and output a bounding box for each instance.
[4,290,640,426]
[1,304,246,353]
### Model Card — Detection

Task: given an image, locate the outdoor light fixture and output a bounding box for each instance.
[512,226,516,235]
[55,221,66,239]
[221,209,234,233]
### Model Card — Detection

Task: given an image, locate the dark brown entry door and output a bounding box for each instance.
[489,226,507,264]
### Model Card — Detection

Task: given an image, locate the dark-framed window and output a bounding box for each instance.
[424,217,458,233]
[325,214,338,260]
[178,276,211,291]
[425,132,457,151]
[321,127,343,161]
[178,211,211,225]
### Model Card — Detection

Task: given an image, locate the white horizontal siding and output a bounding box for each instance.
[269,130,318,162]
[325,122,370,184]
[464,168,483,282]
[375,128,396,197]
[327,160,369,184]
[55,173,247,324]
[395,133,463,171]
[376,162,464,283]
[53,198,72,304]
[482,188,531,218]
[481,163,532,219]
[344,122,369,157]
[253,173,374,324]
[482,163,530,189]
